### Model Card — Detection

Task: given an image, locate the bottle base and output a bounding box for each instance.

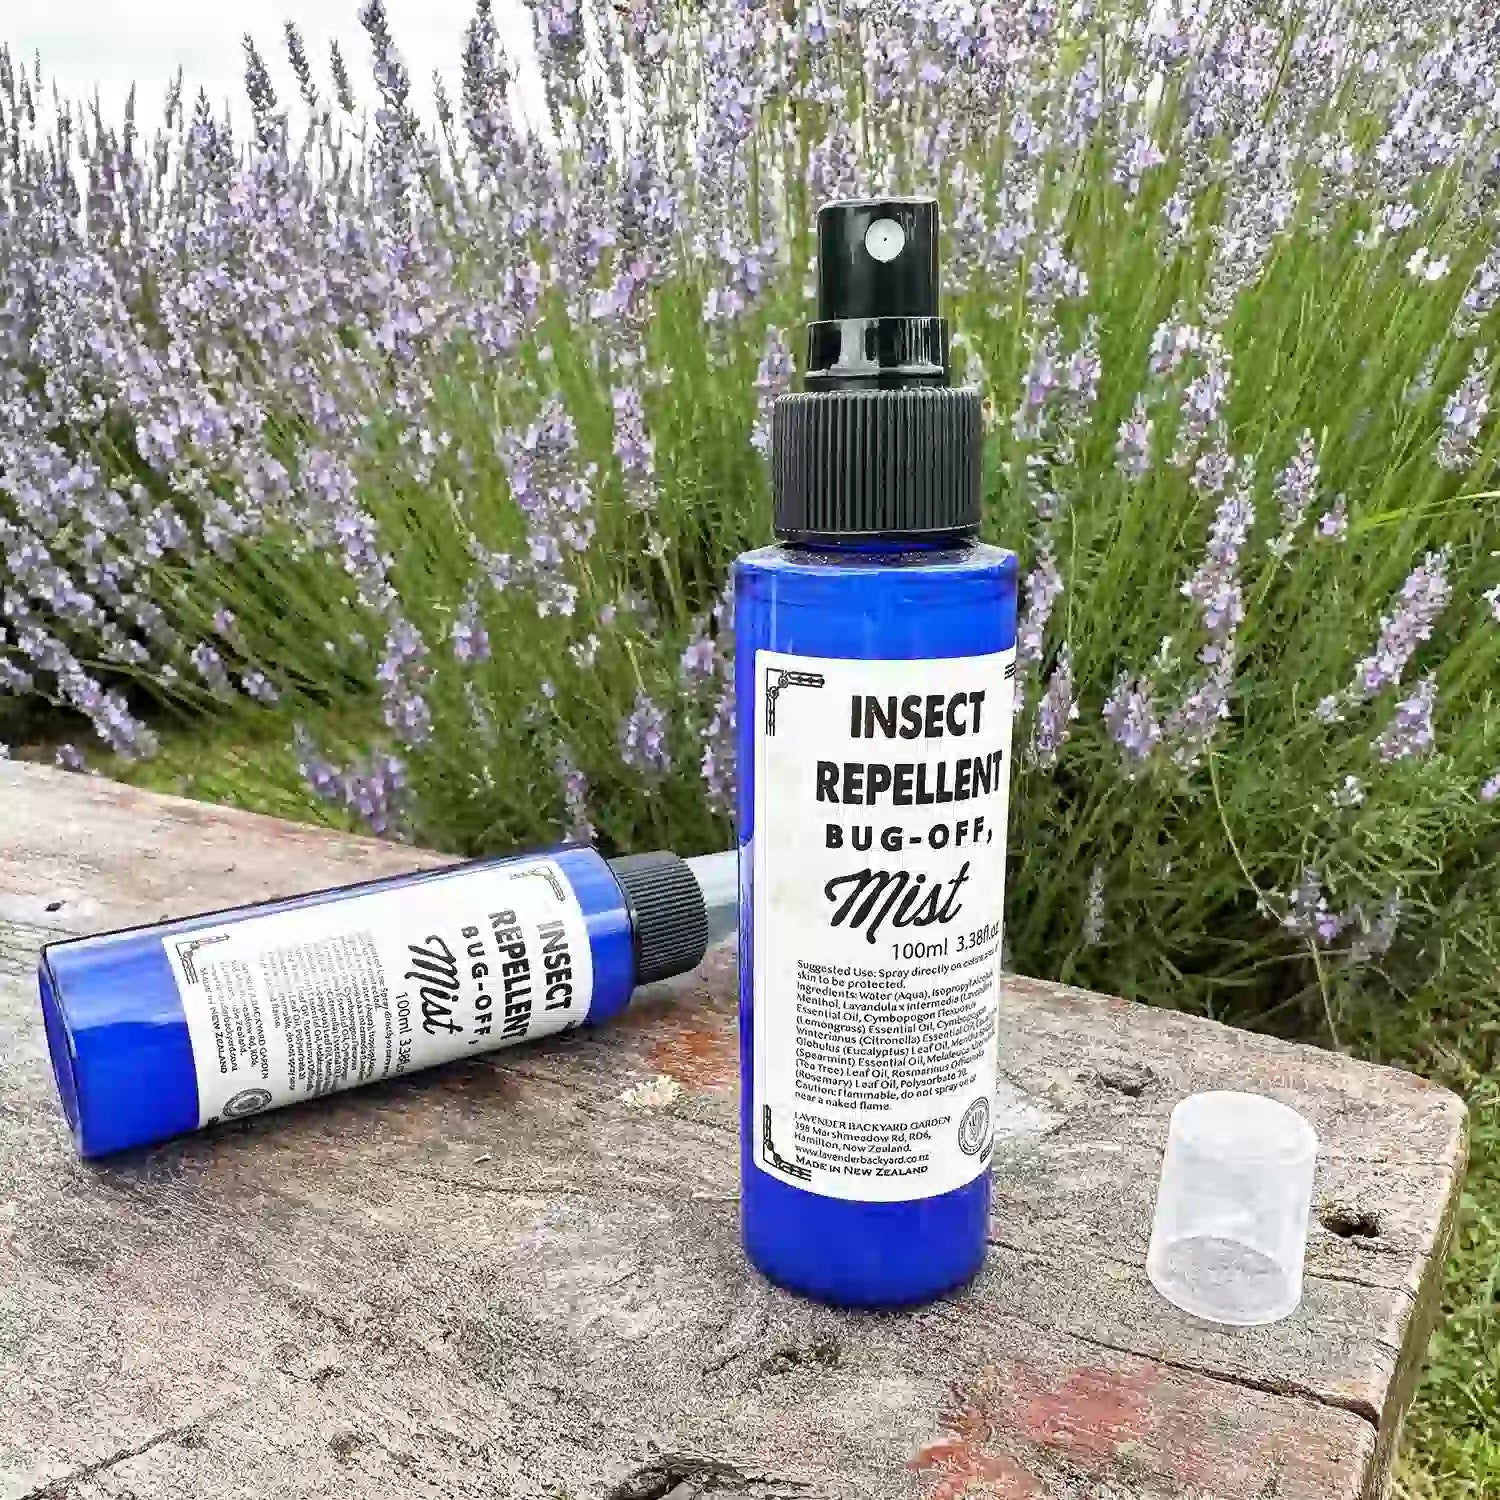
[741,1168,992,1308]
[745,1235,987,1309]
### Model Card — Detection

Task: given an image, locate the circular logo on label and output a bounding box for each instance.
[223,1087,273,1119]
[958,1096,991,1156]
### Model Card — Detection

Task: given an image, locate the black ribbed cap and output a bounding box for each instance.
[773,388,981,538]
[608,852,709,986]
[773,197,980,540]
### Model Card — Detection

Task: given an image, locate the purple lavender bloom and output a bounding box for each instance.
[378,617,433,746]
[1027,237,1088,309]
[679,625,717,687]
[341,751,410,839]
[1167,330,1232,463]
[1351,550,1450,697]
[1270,431,1319,555]
[1181,479,1255,668]
[1190,445,1234,497]
[1014,322,1098,442]
[620,689,671,775]
[1283,868,1344,944]
[1115,398,1153,479]
[1374,675,1438,762]
[1458,250,1500,335]
[1082,863,1105,945]
[554,746,594,842]
[1029,644,1079,769]
[1103,673,1162,764]
[1436,348,1490,471]
[1348,893,1402,964]
[1330,775,1366,808]
[612,383,655,502]
[1114,134,1166,198]
[751,327,794,456]
[1480,771,1500,803]
[296,724,408,839]
[1166,657,1235,769]
[242,671,280,705]
[1013,331,1059,441]
[499,400,595,589]
[1317,495,1349,540]
[55,743,86,773]
[190,642,235,698]
[295,725,343,802]
[1148,316,1203,378]
[452,596,491,663]
[1017,540,1064,668]
[700,680,736,816]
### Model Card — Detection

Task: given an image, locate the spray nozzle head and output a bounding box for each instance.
[816,198,941,320]
[805,197,949,391]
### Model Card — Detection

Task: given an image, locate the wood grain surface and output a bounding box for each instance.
[0,763,1466,1499]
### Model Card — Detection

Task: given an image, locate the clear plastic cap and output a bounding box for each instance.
[1146,1091,1319,1326]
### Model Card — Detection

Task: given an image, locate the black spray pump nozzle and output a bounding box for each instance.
[817,198,941,319]
[805,197,950,391]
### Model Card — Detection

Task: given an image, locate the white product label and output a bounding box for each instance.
[753,649,1015,1201]
[164,858,592,1128]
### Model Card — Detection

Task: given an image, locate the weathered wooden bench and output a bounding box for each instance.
[0,762,1466,1499]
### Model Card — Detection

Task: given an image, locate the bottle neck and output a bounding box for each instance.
[782,529,979,557]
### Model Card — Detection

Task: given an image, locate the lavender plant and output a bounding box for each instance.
[0,0,1497,1055]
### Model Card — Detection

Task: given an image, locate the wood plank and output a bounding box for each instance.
[0,763,1464,1498]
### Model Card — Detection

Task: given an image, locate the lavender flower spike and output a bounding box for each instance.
[1082,864,1105,945]
[1351,550,1450,698]
[1330,775,1366,808]
[750,328,794,456]
[1317,495,1349,540]
[1374,675,1438,762]
[1029,644,1079,769]
[554,746,595,843]
[1284,868,1345,944]
[1115,397,1153,479]
[1017,539,1064,668]
[1349,893,1402,964]
[1270,431,1319,556]
[1436,347,1490,472]
[620,689,671,775]
[1103,673,1162,764]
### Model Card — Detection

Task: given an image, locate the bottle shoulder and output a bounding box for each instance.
[734,540,1017,581]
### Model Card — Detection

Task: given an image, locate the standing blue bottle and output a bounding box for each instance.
[735,199,1018,1307]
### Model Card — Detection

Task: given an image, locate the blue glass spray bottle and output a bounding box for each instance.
[735,199,1018,1306]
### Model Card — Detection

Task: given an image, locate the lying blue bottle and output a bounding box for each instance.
[40,847,717,1157]
[735,198,1018,1306]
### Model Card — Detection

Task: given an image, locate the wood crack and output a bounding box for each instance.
[382,1164,655,1199]
[987,1231,1414,1296]
[1031,1323,1382,1427]
[22,1414,226,1497]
